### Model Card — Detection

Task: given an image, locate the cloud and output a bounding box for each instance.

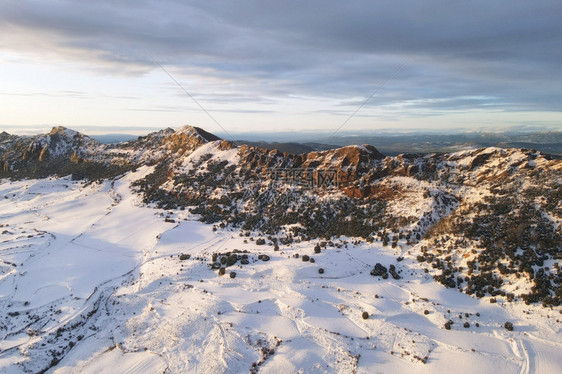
[0,90,138,101]
[1,0,561,119]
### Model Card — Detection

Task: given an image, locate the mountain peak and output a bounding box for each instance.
[158,126,222,156]
[175,125,221,142]
[48,126,75,136]
[317,143,385,162]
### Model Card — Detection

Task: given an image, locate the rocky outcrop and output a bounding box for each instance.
[0,126,115,179]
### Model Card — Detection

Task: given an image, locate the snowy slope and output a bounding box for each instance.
[0,171,560,373]
[0,126,561,373]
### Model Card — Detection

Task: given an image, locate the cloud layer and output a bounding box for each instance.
[1,0,561,131]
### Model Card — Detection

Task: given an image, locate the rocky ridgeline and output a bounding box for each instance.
[0,126,124,179]
[1,125,560,305]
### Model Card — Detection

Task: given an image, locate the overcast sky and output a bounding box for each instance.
[1,0,561,136]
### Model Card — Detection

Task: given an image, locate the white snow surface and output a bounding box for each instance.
[0,170,560,373]
[177,140,240,174]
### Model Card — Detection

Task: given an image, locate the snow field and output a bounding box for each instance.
[0,170,560,373]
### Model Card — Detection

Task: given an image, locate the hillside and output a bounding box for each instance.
[0,125,560,373]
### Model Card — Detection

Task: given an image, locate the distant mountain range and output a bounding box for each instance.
[320,131,562,156]
[89,130,562,157]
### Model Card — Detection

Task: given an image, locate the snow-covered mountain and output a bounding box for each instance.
[0,126,560,373]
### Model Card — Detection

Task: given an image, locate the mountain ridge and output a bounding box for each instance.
[1,125,561,306]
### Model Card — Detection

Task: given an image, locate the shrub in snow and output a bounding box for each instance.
[389,264,401,279]
[362,311,369,320]
[226,254,238,266]
[370,263,388,278]
[504,321,514,331]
